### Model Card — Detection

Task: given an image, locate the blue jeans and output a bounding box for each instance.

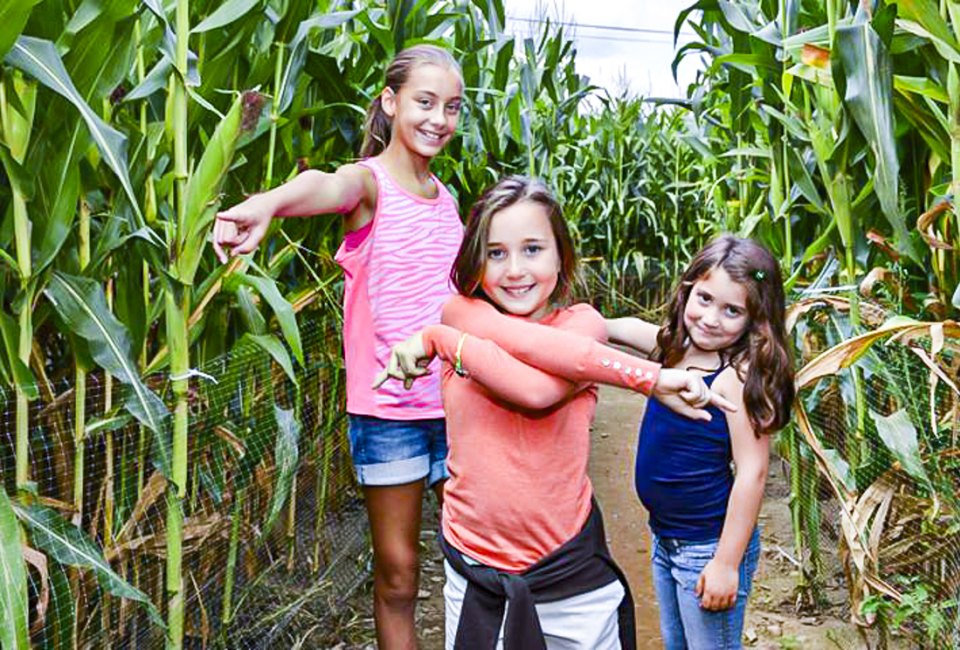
[651,528,761,650]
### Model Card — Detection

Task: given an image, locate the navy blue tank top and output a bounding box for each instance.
[634,366,733,540]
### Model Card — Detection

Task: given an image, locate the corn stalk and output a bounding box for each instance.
[0,71,37,491]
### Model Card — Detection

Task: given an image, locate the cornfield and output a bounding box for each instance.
[0,0,958,648]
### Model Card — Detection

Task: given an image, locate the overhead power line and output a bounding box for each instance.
[575,34,686,45]
[506,15,697,38]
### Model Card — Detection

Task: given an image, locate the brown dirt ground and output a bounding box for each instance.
[340,385,913,649]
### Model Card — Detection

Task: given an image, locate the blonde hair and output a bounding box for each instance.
[359,44,462,158]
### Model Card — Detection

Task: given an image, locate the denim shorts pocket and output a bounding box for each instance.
[670,540,718,591]
[677,541,718,565]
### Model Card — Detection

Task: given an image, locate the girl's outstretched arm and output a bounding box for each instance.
[442,296,735,419]
[213,165,373,261]
[695,367,770,611]
[605,316,660,356]
[373,327,584,411]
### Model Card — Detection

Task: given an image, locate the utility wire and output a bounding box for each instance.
[573,34,691,45]
[506,15,696,38]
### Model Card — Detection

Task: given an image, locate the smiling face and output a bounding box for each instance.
[480,200,561,321]
[683,267,750,352]
[382,62,462,159]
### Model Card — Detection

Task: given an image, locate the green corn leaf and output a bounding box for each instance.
[15,503,166,632]
[894,0,960,59]
[44,272,169,435]
[870,409,932,490]
[821,448,856,494]
[193,0,261,33]
[235,286,268,335]
[278,10,361,115]
[34,127,82,276]
[718,0,760,34]
[897,19,960,63]
[0,310,38,402]
[0,490,29,650]
[893,93,951,161]
[124,56,171,101]
[85,414,134,438]
[63,0,136,33]
[63,0,109,33]
[0,249,17,274]
[242,334,297,386]
[0,143,35,201]
[0,0,40,61]
[62,2,137,100]
[893,75,949,103]
[235,272,303,366]
[785,147,826,214]
[835,21,909,246]
[262,405,301,537]
[675,0,718,44]
[40,557,73,650]
[141,0,200,85]
[4,36,154,237]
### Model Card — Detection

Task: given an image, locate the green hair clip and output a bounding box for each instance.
[753,270,766,281]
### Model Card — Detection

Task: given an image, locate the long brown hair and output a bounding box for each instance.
[451,176,579,307]
[359,44,462,158]
[656,235,794,434]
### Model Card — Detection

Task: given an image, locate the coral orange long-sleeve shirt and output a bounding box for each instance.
[421,295,661,572]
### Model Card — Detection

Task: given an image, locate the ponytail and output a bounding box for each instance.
[360,95,392,158]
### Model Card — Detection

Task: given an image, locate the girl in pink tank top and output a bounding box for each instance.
[213,45,464,649]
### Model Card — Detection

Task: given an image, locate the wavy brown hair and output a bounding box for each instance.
[451,176,579,308]
[655,235,794,435]
[359,44,462,158]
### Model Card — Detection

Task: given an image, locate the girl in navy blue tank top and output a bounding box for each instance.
[605,236,795,650]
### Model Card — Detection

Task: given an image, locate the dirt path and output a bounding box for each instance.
[589,386,663,646]
[401,385,899,649]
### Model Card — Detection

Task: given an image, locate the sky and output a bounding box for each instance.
[503,0,702,99]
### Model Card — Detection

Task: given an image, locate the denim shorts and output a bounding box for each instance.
[651,528,761,650]
[346,414,448,487]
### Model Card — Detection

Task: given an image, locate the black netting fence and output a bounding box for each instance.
[786,296,960,647]
[0,312,371,649]
[4,292,960,648]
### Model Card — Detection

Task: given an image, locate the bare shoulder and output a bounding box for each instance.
[713,362,747,404]
[336,163,377,229]
[335,163,376,199]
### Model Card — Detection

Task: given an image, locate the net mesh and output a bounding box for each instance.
[0,311,372,648]
[786,296,960,646]
[4,292,960,647]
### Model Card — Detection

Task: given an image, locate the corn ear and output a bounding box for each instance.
[174,90,264,285]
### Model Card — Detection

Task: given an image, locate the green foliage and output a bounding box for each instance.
[0,489,29,650]
[1,0,957,645]
[861,576,959,646]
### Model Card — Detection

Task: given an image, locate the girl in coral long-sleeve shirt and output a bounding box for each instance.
[375,176,734,650]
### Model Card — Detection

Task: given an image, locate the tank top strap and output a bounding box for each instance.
[356,157,390,187]
[357,157,446,203]
[703,361,730,387]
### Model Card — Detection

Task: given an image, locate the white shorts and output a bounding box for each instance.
[443,559,625,649]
